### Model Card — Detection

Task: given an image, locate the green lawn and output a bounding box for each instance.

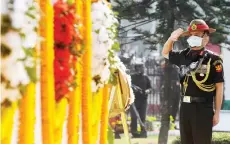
[114,136,177,144]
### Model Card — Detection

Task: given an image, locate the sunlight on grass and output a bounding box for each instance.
[114,135,177,144]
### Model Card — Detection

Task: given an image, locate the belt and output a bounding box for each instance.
[181,96,213,103]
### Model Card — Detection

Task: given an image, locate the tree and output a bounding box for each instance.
[113,0,230,48]
[112,0,230,143]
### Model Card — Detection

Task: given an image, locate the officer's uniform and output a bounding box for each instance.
[169,48,224,144]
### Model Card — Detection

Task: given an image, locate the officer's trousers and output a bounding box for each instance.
[180,102,214,144]
[130,99,147,133]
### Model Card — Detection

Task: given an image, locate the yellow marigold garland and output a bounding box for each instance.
[92,89,103,143]
[81,0,93,143]
[1,102,17,144]
[67,60,82,143]
[18,83,35,144]
[54,98,68,144]
[39,0,55,143]
[100,85,110,144]
[67,0,83,143]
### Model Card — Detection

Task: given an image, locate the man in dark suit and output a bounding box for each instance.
[131,61,152,138]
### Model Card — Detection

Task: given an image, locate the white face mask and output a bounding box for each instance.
[187,36,203,47]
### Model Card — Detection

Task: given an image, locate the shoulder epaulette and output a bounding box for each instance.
[213,59,223,66]
[205,50,223,65]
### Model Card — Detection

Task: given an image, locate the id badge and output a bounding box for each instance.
[183,96,191,103]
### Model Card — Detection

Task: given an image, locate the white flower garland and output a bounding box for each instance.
[91,1,134,104]
[1,0,40,104]
[91,0,119,92]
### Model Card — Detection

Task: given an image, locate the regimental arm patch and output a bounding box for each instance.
[215,64,222,72]
[213,59,223,73]
[211,57,224,83]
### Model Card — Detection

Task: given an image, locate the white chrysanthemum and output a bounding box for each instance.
[92,1,106,12]
[1,0,9,14]
[1,34,19,55]
[91,10,104,23]
[92,32,100,44]
[2,61,30,87]
[2,32,25,58]
[10,11,25,29]
[13,0,28,12]
[23,31,38,48]
[103,14,118,28]
[100,63,110,83]
[1,33,27,84]
[1,0,40,104]
[1,83,21,103]
[91,59,105,76]
[98,27,109,42]
[92,22,102,31]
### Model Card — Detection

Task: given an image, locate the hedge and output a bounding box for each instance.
[222,100,230,110]
[172,132,230,144]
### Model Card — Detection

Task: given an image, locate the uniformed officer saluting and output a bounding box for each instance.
[162,19,224,144]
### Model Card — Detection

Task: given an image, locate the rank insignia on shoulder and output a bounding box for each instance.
[215,64,222,72]
[213,60,223,66]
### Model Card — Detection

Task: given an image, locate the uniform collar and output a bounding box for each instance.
[187,48,205,61]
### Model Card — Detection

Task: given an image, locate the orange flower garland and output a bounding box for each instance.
[18,83,36,144]
[67,0,83,143]
[39,0,55,143]
[81,0,93,143]
[100,85,110,144]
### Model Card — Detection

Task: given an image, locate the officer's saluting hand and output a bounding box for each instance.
[168,28,184,42]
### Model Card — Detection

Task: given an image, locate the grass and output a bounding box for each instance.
[114,135,177,144]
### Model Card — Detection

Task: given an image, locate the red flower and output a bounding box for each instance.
[53,0,82,101]
[54,47,70,59]
[54,1,68,16]
[54,17,74,46]
[54,48,72,100]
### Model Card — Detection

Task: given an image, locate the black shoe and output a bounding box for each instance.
[132,132,141,138]
[115,133,121,139]
[139,131,147,138]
